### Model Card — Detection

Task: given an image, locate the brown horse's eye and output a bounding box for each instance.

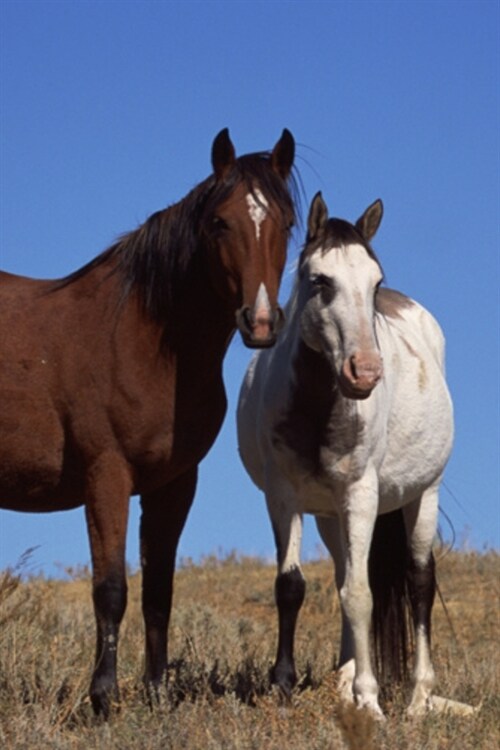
[211,216,228,232]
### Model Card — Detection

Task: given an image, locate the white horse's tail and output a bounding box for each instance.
[369,509,415,693]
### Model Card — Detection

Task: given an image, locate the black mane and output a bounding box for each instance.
[54,151,299,325]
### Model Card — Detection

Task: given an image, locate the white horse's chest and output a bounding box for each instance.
[270,386,385,514]
[268,318,452,517]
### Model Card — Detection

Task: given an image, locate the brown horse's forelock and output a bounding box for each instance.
[53,152,299,331]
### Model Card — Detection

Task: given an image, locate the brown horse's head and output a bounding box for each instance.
[72,130,297,350]
[202,128,296,348]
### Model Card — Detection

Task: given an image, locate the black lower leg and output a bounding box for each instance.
[271,567,306,695]
[141,470,197,694]
[90,573,127,717]
[407,552,436,637]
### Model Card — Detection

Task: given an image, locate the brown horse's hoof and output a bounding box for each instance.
[90,678,120,719]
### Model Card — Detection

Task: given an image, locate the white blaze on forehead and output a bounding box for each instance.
[310,244,378,277]
[246,188,269,241]
[310,244,383,295]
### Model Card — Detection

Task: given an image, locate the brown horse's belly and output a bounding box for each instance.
[0,389,67,511]
[131,400,227,495]
[0,495,83,512]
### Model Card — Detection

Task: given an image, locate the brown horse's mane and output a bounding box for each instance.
[53,152,299,328]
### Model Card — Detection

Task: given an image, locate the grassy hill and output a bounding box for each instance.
[0,550,498,749]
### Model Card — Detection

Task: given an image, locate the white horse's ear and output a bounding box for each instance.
[356,199,384,241]
[307,192,329,242]
[212,128,236,180]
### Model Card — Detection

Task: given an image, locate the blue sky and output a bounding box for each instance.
[0,0,498,576]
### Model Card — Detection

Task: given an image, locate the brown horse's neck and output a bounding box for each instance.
[166,258,236,369]
[86,250,236,380]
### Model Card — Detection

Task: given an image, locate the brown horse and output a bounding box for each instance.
[0,129,296,715]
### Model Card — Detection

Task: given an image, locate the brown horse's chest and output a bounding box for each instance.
[121,373,228,494]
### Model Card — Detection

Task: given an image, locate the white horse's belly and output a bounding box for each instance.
[377,411,453,512]
[297,479,340,516]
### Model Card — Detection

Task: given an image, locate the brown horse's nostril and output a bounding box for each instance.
[241,306,254,332]
[236,304,282,348]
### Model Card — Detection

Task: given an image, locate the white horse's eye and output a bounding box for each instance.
[310,274,333,289]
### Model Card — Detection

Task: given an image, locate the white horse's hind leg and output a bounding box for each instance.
[315,515,355,704]
[265,476,306,696]
[403,487,439,716]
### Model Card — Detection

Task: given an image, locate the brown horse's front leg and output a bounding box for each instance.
[85,453,132,718]
[140,468,197,699]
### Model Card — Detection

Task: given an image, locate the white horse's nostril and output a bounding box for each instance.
[340,351,382,398]
[350,351,383,383]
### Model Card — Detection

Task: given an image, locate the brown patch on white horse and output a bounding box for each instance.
[375,287,414,319]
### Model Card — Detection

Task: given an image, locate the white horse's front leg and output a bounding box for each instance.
[403,487,439,716]
[315,515,355,704]
[265,475,305,696]
[339,472,383,718]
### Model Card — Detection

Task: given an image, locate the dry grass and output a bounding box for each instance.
[0,550,498,749]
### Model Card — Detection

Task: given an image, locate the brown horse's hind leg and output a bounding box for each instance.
[84,453,132,718]
[140,467,198,699]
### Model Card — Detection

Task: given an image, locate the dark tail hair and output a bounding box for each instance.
[368,509,412,690]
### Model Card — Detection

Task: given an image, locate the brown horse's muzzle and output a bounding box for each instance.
[236,304,285,348]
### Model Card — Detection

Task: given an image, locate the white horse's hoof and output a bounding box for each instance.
[407,694,479,718]
[336,660,356,704]
[406,699,430,718]
[429,695,480,717]
[356,700,386,722]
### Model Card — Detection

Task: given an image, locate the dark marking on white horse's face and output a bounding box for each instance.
[300,243,383,378]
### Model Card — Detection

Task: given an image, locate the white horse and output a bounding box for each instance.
[237,193,454,718]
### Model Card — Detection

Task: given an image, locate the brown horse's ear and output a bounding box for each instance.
[355,199,383,241]
[212,128,237,180]
[307,191,329,243]
[270,128,295,179]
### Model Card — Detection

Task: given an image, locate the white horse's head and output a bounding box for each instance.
[298,192,384,399]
